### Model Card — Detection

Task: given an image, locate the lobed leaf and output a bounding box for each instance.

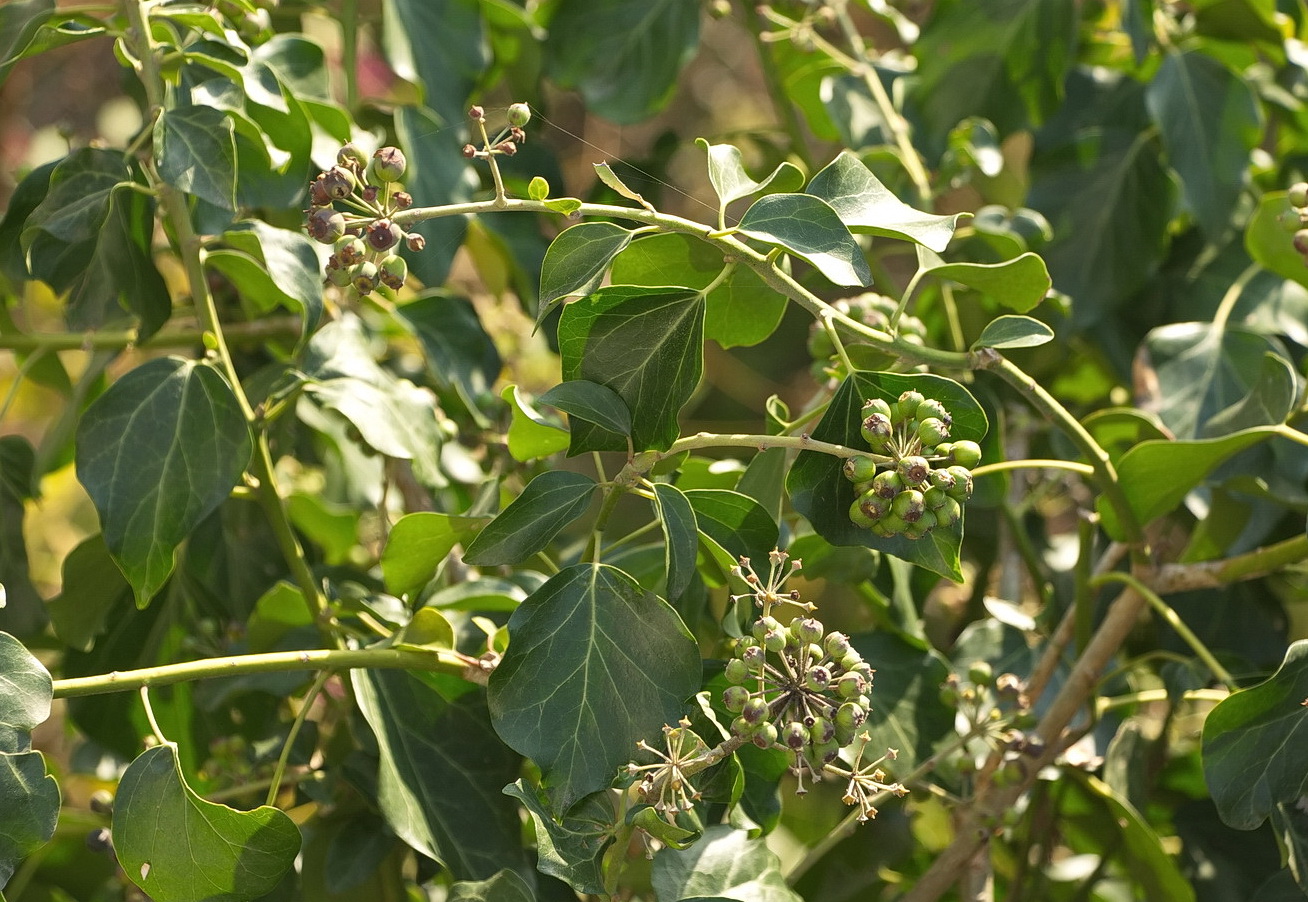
[463,471,597,566]
[737,193,871,288]
[154,106,237,210]
[698,139,805,212]
[807,151,963,252]
[503,780,613,895]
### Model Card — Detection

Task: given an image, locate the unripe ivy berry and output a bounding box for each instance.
[741,645,765,667]
[724,657,750,684]
[872,469,904,499]
[917,417,949,448]
[753,722,778,748]
[843,455,878,483]
[371,146,407,182]
[1293,229,1308,256]
[334,235,366,266]
[392,191,413,209]
[836,671,866,698]
[322,165,356,199]
[796,618,824,645]
[839,651,864,673]
[917,398,949,422]
[507,102,532,128]
[806,665,832,692]
[863,397,893,420]
[379,254,407,290]
[731,716,754,738]
[326,264,352,288]
[929,468,957,493]
[89,790,114,816]
[723,684,749,713]
[763,628,786,653]
[861,412,893,448]
[897,390,924,418]
[309,175,332,207]
[922,485,949,511]
[337,142,369,172]
[877,512,906,535]
[897,456,930,485]
[824,631,851,660]
[809,716,835,745]
[1291,181,1308,208]
[849,496,878,529]
[893,489,926,523]
[753,616,781,641]
[350,261,380,294]
[946,466,974,500]
[307,207,346,244]
[935,496,962,528]
[366,219,401,252]
[949,440,983,468]
[742,696,770,725]
[835,701,866,730]
[783,721,808,750]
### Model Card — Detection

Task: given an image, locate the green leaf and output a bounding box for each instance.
[501,385,570,462]
[215,220,324,339]
[787,372,987,581]
[921,250,1052,314]
[503,780,613,895]
[488,563,701,813]
[538,223,636,324]
[849,632,952,768]
[528,176,550,201]
[594,162,654,209]
[610,232,785,348]
[1097,427,1280,541]
[75,358,253,607]
[0,750,58,887]
[1203,640,1308,831]
[45,534,129,653]
[912,0,1077,143]
[539,380,633,437]
[1145,49,1260,238]
[972,314,1055,349]
[397,292,503,410]
[558,286,705,453]
[154,106,237,210]
[381,512,487,597]
[1269,803,1308,898]
[1203,351,1299,436]
[0,631,50,753]
[806,151,963,252]
[0,439,42,638]
[650,824,802,902]
[382,0,487,127]
[653,483,698,600]
[544,0,699,124]
[447,869,535,902]
[737,194,871,288]
[353,670,529,881]
[112,744,300,902]
[1246,191,1308,291]
[395,105,479,289]
[697,139,805,212]
[463,471,597,566]
[0,0,54,86]
[684,489,779,565]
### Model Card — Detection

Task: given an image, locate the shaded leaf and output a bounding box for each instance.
[849,632,952,768]
[921,250,1052,314]
[0,750,59,887]
[698,139,804,212]
[501,384,570,462]
[684,489,779,565]
[354,670,529,881]
[0,0,54,85]
[504,780,613,895]
[972,314,1054,349]
[382,0,486,128]
[447,869,535,902]
[488,563,700,813]
[540,380,632,437]
[653,483,699,600]
[0,631,51,753]
[1246,191,1308,291]
[1203,352,1299,436]
[538,223,636,323]
[0,438,43,638]
[807,151,962,252]
[45,534,130,654]
[381,512,487,597]
[113,744,300,902]
[154,106,236,209]
[651,824,801,902]
[397,292,503,409]
[215,220,323,339]
[737,194,871,288]
[75,358,253,607]
[463,471,597,566]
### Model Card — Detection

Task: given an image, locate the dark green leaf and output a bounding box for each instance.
[912,0,1077,143]
[354,670,529,881]
[922,251,1052,314]
[0,438,43,638]
[698,139,804,212]
[0,750,58,886]
[488,563,700,813]
[737,194,871,288]
[381,512,487,598]
[155,106,237,210]
[75,358,253,607]
[463,471,597,566]
[787,372,986,581]
[1203,640,1308,830]
[544,0,699,124]
[216,220,323,339]
[684,489,779,565]
[382,0,487,128]
[0,0,53,86]
[503,780,613,895]
[650,824,802,902]
[113,744,300,902]
[1269,803,1308,898]
[447,869,535,902]
[502,385,570,462]
[395,105,479,288]
[610,232,785,348]
[538,223,636,323]
[558,286,704,453]
[397,292,503,409]
[45,534,129,653]
[1203,352,1299,436]
[0,631,50,753]
[1145,50,1260,238]
[807,151,962,252]
[653,483,699,600]
[972,314,1055,349]
[849,632,952,768]
[1097,427,1279,540]
[540,380,632,437]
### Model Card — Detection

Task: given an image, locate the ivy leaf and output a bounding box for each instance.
[697,139,805,212]
[653,483,698,600]
[75,358,253,607]
[112,744,300,902]
[737,194,871,288]
[787,372,986,581]
[972,314,1055,349]
[463,471,597,566]
[154,106,237,210]
[0,750,59,887]
[503,780,614,895]
[539,380,633,438]
[806,151,962,252]
[397,292,503,411]
[849,632,952,768]
[921,250,1052,314]
[501,384,570,462]
[0,631,51,753]
[353,670,530,881]
[1203,640,1308,830]
[213,219,323,340]
[381,0,486,128]
[538,223,636,325]
[447,869,535,902]
[544,0,700,124]
[558,286,704,453]
[1145,49,1260,239]
[488,563,700,814]
[1203,352,1299,436]
[684,489,779,565]
[381,512,487,598]
[1246,192,1308,290]
[650,824,802,902]
[0,0,55,85]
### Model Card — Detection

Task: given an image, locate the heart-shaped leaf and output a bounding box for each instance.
[488,563,700,813]
[684,489,779,565]
[807,151,963,252]
[113,744,300,902]
[539,380,633,437]
[737,193,871,288]
[972,314,1055,349]
[503,780,614,895]
[538,223,636,324]
[921,249,1052,313]
[463,471,597,566]
[698,139,805,212]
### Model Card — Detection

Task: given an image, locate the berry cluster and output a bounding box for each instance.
[845,390,979,539]
[807,294,927,380]
[1289,181,1308,265]
[305,144,423,295]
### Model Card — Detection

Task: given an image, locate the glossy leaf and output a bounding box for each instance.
[1203,352,1299,436]
[610,232,785,348]
[447,869,535,902]
[653,483,699,600]
[214,219,323,338]
[382,0,486,127]
[502,385,570,461]
[698,139,804,212]
[972,314,1054,349]
[544,0,699,124]
[354,670,529,881]
[921,250,1052,314]
[154,106,236,210]
[488,563,700,813]
[0,0,54,85]
[397,293,503,409]
[0,631,51,753]
[0,750,59,887]
[539,380,632,437]
[787,372,986,581]
[1145,49,1260,238]
[538,223,636,323]
[594,162,653,209]
[558,286,704,453]
[113,744,300,902]
[1097,427,1279,540]
[737,193,871,288]
[381,512,487,597]
[463,471,597,566]
[849,632,952,768]
[684,489,779,565]
[651,825,802,902]
[75,358,253,607]
[503,780,612,895]
[1203,640,1308,830]
[807,151,962,252]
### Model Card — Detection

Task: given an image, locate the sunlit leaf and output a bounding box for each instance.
[463,471,597,566]
[650,824,802,902]
[698,139,805,213]
[154,106,237,209]
[382,512,487,597]
[972,314,1055,349]
[807,151,962,252]
[538,223,637,324]
[921,250,1052,314]
[737,194,871,288]
[501,384,570,462]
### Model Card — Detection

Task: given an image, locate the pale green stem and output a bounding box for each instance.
[821,310,857,376]
[266,669,332,807]
[139,686,169,745]
[1210,261,1260,335]
[1152,533,1308,593]
[971,459,1096,478]
[1275,423,1308,450]
[0,317,301,353]
[1096,687,1229,715]
[0,348,46,421]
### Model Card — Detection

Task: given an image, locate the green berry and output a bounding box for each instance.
[753,722,778,748]
[350,261,379,294]
[307,207,346,244]
[725,657,750,684]
[806,665,832,692]
[949,440,983,468]
[835,701,866,730]
[731,715,755,738]
[370,146,407,182]
[337,143,369,172]
[897,390,924,419]
[810,716,835,744]
[741,645,765,667]
[968,661,994,685]
[903,521,928,540]
[877,512,906,535]
[872,469,904,499]
[824,631,851,659]
[917,417,949,448]
[892,489,926,523]
[923,486,949,510]
[917,398,949,422]
[378,254,407,290]
[843,455,878,482]
[935,496,962,527]
[836,672,866,698]
[723,685,749,713]
[861,412,893,448]
[945,466,974,500]
[742,696,770,724]
[839,652,864,673]
[763,629,786,653]
[783,721,808,750]
[507,102,532,128]
[1291,181,1308,208]
[863,397,893,420]
[849,496,877,529]
[929,468,957,492]
[753,616,781,641]
[897,456,930,485]
[796,618,824,645]
[809,738,841,766]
